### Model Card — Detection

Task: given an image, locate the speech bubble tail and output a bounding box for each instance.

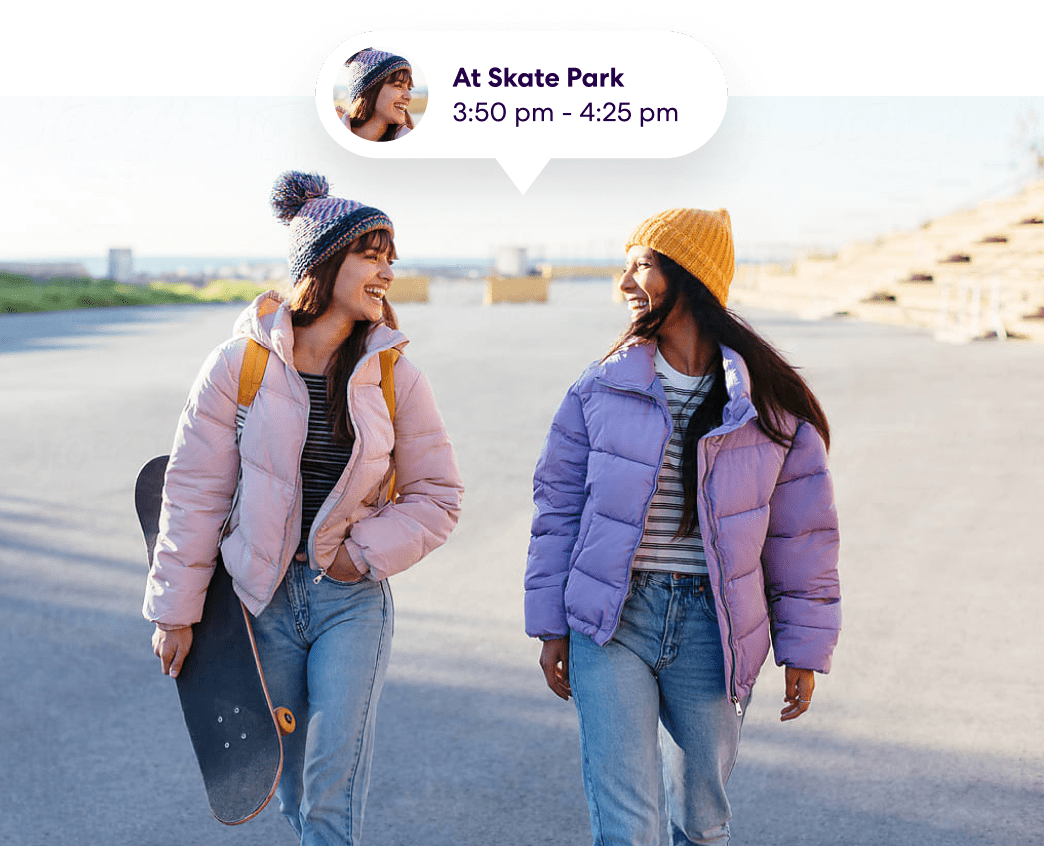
[496,156,550,194]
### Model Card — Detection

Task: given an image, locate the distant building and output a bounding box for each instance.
[108,248,133,282]
[495,247,528,277]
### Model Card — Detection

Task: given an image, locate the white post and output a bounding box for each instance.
[937,279,953,334]
[988,279,1007,341]
[970,281,982,338]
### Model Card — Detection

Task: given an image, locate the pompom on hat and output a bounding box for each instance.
[343,48,412,103]
[271,171,393,282]
[625,208,735,307]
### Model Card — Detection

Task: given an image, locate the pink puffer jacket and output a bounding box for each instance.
[142,292,464,625]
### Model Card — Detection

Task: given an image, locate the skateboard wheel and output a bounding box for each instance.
[275,707,296,735]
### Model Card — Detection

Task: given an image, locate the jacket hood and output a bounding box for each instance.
[232,290,409,368]
[598,341,757,432]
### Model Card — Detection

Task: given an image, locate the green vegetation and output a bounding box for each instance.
[0,272,274,314]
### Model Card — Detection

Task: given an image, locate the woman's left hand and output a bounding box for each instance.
[780,666,815,722]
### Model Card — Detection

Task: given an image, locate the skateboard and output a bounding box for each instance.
[135,455,296,825]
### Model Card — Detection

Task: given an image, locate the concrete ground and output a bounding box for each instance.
[1,280,1041,845]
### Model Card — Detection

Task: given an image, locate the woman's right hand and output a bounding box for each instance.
[152,625,193,678]
[539,637,571,700]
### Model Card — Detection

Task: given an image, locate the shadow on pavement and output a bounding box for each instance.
[1,584,1039,846]
[0,304,237,356]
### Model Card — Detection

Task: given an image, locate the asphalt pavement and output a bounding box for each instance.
[1,283,1041,845]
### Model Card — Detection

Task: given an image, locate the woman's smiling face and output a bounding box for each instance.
[618,245,669,320]
[330,239,395,323]
[374,75,412,127]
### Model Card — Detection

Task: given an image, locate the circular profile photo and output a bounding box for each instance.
[333,48,427,142]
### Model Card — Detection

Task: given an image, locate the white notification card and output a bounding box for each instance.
[317,31,728,193]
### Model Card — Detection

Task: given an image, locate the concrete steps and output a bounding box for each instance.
[732,179,1044,342]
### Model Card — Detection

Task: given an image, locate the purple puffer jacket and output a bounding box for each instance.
[524,342,840,707]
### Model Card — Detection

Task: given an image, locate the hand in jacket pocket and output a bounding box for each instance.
[327,542,366,583]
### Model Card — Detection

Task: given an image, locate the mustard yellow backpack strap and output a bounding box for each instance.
[237,296,278,408]
[224,323,274,536]
[379,348,400,502]
[379,348,399,418]
[237,340,270,407]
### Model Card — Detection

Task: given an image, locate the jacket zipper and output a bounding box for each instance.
[286,369,309,578]
[700,435,743,716]
[310,341,399,583]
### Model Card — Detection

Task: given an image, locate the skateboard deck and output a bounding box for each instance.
[135,455,295,825]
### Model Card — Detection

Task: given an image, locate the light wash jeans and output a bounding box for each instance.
[569,572,749,846]
[251,559,393,846]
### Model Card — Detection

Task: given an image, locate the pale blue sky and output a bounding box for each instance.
[2,96,1040,264]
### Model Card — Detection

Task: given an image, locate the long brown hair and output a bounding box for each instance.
[348,68,415,141]
[606,251,830,535]
[289,230,399,444]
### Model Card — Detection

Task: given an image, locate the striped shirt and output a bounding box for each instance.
[631,349,714,575]
[298,372,353,547]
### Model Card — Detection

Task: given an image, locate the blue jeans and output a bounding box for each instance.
[569,572,749,846]
[251,559,393,846]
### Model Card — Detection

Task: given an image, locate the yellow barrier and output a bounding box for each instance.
[484,276,549,304]
[387,275,429,303]
[538,264,618,280]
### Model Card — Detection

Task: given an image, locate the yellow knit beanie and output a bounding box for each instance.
[625,208,735,307]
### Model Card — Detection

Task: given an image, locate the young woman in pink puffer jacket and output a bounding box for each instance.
[525,208,840,846]
[144,171,463,845]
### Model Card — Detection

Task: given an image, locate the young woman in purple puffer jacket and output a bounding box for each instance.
[525,208,840,846]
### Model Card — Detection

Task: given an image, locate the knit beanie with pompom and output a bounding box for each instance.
[270,171,393,282]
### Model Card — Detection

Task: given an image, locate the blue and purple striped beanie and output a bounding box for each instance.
[343,48,412,103]
[271,171,393,283]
